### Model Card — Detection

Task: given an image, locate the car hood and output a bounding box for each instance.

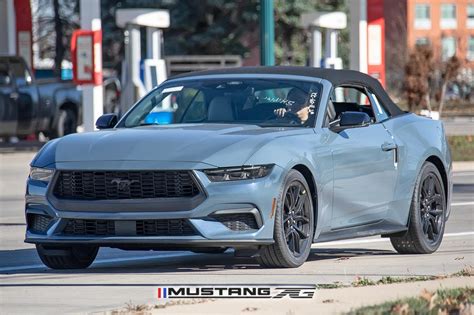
[52,124,311,167]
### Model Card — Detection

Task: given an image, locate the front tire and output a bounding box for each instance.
[390,162,446,254]
[36,245,98,269]
[48,108,77,139]
[258,170,314,268]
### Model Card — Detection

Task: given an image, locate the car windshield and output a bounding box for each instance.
[119,78,322,128]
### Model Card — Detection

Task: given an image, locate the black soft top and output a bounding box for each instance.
[173,66,405,117]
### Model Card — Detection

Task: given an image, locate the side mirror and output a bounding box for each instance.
[330,111,371,132]
[96,113,118,129]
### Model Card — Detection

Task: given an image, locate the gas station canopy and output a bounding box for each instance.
[115,9,170,28]
[301,12,347,30]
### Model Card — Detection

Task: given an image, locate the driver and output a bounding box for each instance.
[273,88,310,123]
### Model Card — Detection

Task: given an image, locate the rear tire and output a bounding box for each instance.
[257,170,314,268]
[390,162,446,254]
[36,245,98,269]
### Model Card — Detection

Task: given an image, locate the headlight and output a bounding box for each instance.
[203,165,274,182]
[29,167,54,183]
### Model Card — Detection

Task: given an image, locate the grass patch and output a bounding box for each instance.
[317,282,345,289]
[351,276,438,287]
[347,287,473,315]
[111,298,214,314]
[448,135,474,161]
[319,267,473,290]
[452,266,474,277]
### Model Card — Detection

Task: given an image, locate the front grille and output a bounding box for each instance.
[53,170,201,200]
[27,214,54,234]
[212,213,259,231]
[61,219,197,236]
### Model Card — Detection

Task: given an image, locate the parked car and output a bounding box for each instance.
[0,56,81,139]
[25,67,452,269]
[0,56,122,140]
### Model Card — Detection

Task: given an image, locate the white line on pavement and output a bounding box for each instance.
[0,252,196,273]
[1,232,473,273]
[313,231,474,247]
[452,201,474,207]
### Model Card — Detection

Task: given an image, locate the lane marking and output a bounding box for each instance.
[0,252,196,273]
[452,201,474,207]
[313,231,474,247]
[1,232,473,273]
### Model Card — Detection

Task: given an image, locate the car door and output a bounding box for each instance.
[9,58,39,136]
[0,61,18,137]
[325,86,398,230]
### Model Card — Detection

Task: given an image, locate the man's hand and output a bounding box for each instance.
[274,108,287,117]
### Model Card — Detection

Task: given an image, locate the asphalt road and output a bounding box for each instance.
[0,153,473,314]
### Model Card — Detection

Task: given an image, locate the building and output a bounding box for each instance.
[351,0,473,94]
[408,0,474,64]
[0,0,33,69]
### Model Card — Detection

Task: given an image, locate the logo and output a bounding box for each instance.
[111,178,139,192]
[157,285,316,299]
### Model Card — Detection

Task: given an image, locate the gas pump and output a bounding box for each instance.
[301,12,347,69]
[116,9,170,113]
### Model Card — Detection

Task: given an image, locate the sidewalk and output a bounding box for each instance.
[106,277,473,315]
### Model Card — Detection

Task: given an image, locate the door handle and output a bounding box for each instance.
[9,92,19,100]
[381,142,397,151]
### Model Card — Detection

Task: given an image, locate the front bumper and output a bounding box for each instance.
[25,164,285,248]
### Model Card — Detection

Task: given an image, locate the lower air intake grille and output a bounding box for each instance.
[63,219,115,236]
[136,219,196,236]
[61,219,197,236]
[27,214,54,234]
[212,213,259,231]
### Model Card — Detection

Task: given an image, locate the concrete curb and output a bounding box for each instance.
[453,161,474,172]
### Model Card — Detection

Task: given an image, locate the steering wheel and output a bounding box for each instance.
[265,111,301,124]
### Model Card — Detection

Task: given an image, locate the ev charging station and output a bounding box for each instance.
[115,9,170,114]
[301,12,347,69]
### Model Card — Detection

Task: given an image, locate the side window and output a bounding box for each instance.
[9,59,32,86]
[0,64,11,86]
[327,86,376,123]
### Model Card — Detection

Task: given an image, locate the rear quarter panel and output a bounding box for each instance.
[382,113,452,225]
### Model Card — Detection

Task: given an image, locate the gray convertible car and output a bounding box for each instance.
[25,67,452,269]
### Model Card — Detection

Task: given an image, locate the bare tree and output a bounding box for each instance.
[32,0,79,76]
[438,56,461,117]
[404,45,434,112]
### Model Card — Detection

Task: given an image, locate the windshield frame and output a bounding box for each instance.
[116,73,324,129]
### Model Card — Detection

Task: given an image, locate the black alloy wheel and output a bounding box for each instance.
[390,162,446,254]
[258,170,314,268]
[419,173,444,244]
[283,182,312,257]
